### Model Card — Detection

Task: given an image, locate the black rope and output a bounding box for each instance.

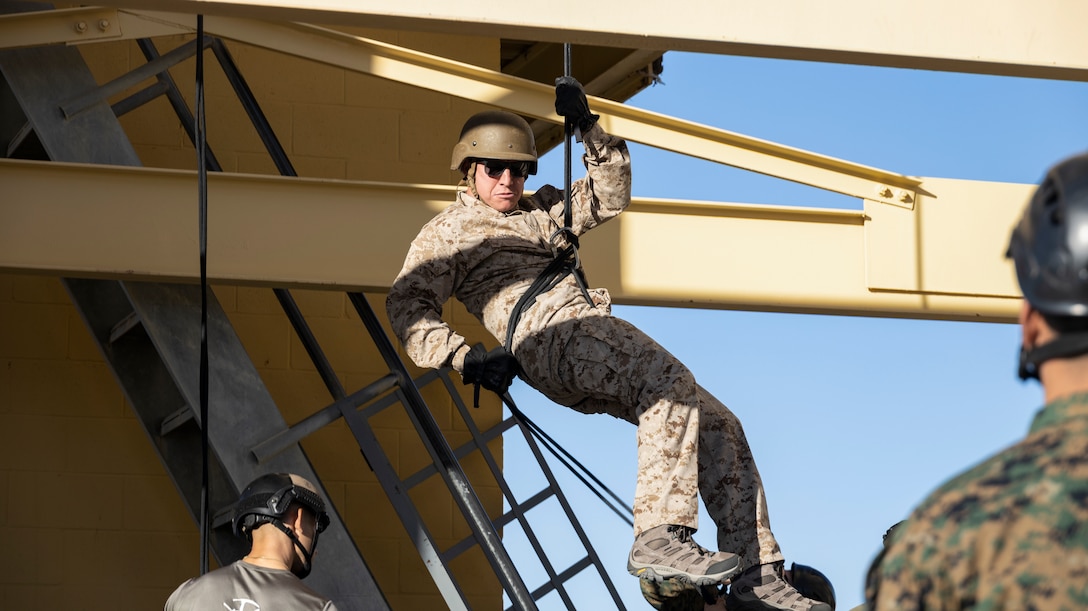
[503,46,597,351]
[505,245,586,349]
[501,393,634,527]
[498,49,631,524]
[195,17,211,576]
[562,43,574,241]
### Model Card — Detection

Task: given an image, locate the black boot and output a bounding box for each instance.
[726,562,832,611]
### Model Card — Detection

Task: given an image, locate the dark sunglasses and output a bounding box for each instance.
[480,159,530,179]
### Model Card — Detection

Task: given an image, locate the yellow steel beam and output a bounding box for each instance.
[74,0,1088,81]
[102,10,919,203]
[0,159,448,289]
[865,177,1035,300]
[0,158,1024,322]
[0,6,123,48]
[0,6,189,48]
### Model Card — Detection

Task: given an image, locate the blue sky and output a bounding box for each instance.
[499,51,1088,610]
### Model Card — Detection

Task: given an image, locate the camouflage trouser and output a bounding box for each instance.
[515,310,784,566]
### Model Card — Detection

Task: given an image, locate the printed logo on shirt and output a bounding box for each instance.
[225,599,260,611]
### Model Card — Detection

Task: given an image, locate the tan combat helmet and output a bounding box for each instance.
[451,110,538,177]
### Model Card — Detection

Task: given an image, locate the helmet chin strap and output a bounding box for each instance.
[268,519,319,579]
[465,161,480,199]
[1018,332,1088,380]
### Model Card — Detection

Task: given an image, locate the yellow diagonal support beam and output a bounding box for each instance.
[111,9,920,203]
[1,7,920,202]
[92,0,1088,80]
[0,158,1023,322]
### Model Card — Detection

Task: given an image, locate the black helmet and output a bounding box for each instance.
[1007,152,1088,379]
[232,472,329,540]
[231,473,330,579]
[1007,152,1088,317]
[788,562,837,610]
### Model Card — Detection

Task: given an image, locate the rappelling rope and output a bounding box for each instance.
[560,43,576,248]
[503,45,594,351]
[501,392,634,526]
[499,46,631,527]
[195,15,212,576]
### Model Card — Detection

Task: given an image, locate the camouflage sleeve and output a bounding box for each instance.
[869,399,1088,610]
[385,218,470,372]
[566,123,632,234]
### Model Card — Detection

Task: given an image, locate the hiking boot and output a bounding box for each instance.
[627,524,741,587]
[726,562,832,611]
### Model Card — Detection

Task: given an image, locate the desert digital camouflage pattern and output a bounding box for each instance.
[387,123,782,567]
[868,393,1088,610]
[386,122,630,373]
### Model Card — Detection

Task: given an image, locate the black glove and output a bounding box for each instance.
[554,76,599,133]
[461,343,519,405]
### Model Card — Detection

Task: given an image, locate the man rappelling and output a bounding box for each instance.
[385,77,828,610]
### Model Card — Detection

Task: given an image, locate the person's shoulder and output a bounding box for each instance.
[889,445,1031,558]
[413,197,472,241]
[164,564,236,610]
[426,195,468,222]
[918,424,1072,518]
[164,576,197,610]
[898,470,990,542]
[916,437,1025,507]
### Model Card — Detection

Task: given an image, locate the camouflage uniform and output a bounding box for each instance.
[387,123,782,566]
[867,393,1088,610]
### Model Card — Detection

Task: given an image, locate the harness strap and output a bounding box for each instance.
[505,245,593,350]
[504,47,595,356]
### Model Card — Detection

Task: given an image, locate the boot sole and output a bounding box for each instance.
[726,591,833,611]
[628,559,741,587]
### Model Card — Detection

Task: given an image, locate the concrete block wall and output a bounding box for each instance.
[0,273,198,609]
[0,21,510,611]
[84,27,500,185]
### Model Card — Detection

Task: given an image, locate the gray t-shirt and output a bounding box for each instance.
[165,560,338,611]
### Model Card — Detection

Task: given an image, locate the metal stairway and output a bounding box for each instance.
[0,4,627,608]
[0,8,387,608]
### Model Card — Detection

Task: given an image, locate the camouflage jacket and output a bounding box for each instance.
[385,124,631,373]
[867,392,1088,610]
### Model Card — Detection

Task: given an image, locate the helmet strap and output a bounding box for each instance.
[465,160,479,199]
[1018,331,1088,380]
[267,518,319,579]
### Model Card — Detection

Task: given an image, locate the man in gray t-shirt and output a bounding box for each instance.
[165,473,338,611]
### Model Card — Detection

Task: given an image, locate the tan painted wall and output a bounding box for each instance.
[88,27,502,184]
[0,24,506,611]
[0,273,195,608]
